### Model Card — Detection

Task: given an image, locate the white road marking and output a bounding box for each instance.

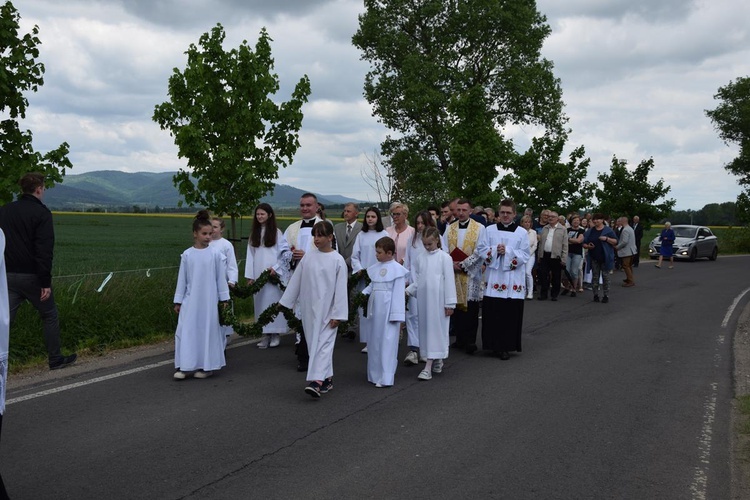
[6,338,256,406]
[722,286,750,328]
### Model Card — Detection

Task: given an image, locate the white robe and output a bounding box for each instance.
[0,230,9,415]
[210,237,239,341]
[484,225,531,299]
[209,237,239,284]
[279,248,349,382]
[350,229,387,343]
[173,246,230,371]
[404,235,429,348]
[362,260,408,386]
[406,249,457,359]
[244,228,291,334]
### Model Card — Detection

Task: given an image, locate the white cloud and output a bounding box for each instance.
[11,0,750,210]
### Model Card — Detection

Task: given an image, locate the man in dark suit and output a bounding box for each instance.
[334,203,362,271]
[632,215,644,267]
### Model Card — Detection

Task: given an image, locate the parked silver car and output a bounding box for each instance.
[648,225,718,261]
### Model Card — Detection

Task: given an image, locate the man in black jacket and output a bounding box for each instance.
[0,173,76,370]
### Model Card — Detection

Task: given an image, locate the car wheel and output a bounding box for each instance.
[689,247,697,262]
[709,247,718,261]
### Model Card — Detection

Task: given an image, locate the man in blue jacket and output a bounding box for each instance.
[0,172,77,370]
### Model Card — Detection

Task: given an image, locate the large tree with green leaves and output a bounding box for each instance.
[352,0,564,208]
[153,24,311,239]
[0,0,71,204]
[595,156,675,224]
[705,76,750,223]
[495,133,594,214]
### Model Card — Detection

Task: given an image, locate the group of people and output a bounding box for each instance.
[518,209,644,304]
[173,193,654,399]
[171,194,533,398]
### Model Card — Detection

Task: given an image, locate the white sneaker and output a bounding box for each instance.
[257,336,270,349]
[361,346,368,354]
[193,370,213,379]
[432,359,444,373]
[526,293,534,300]
[418,370,432,381]
[173,370,187,380]
[404,351,419,365]
[269,334,280,348]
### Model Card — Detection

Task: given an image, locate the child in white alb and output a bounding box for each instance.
[173,211,231,380]
[362,236,408,387]
[279,222,349,398]
[405,227,456,380]
[209,217,238,348]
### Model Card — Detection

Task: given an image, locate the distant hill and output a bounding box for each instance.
[43,171,364,211]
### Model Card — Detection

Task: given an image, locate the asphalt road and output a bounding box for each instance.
[3,256,749,499]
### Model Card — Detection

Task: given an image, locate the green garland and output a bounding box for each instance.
[231,269,285,299]
[224,268,379,338]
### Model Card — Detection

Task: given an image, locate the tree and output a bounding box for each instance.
[595,156,675,224]
[0,1,72,204]
[495,133,594,214]
[352,0,564,208]
[153,24,311,239]
[360,150,394,207]
[705,76,750,223]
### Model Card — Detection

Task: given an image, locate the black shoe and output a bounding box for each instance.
[297,363,308,372]
[499,351,510,360]
[551,297,558,301]
[570,291,576,298]
[466,344,478,355]
[560,289,569,296]
[537,296,547,301]
[49,353,77,370]
[320,378,333,394]
[593,295,600,303]
[602,296,609,304]
[451,342,466,349]
[304,382,321,398]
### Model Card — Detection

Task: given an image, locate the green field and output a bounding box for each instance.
[9,213,302,370]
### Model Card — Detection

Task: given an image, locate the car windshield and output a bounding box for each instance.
[673,227,697,238]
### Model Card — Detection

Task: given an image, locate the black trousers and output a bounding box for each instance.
[7,273,63,363]
[451,300,480,348]
[538,252,562,298]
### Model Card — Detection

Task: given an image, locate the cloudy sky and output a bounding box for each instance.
[13,0,750,210]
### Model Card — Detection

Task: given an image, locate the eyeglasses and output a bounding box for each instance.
[391,213,403,217]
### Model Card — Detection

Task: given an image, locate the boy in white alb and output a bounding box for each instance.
[362,237,408,387]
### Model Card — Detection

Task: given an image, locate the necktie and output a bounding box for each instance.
[346,224,352,244]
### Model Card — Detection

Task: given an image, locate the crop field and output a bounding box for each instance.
[9,213,300,370]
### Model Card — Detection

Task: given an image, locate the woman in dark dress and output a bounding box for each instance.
[656,221,675,269]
